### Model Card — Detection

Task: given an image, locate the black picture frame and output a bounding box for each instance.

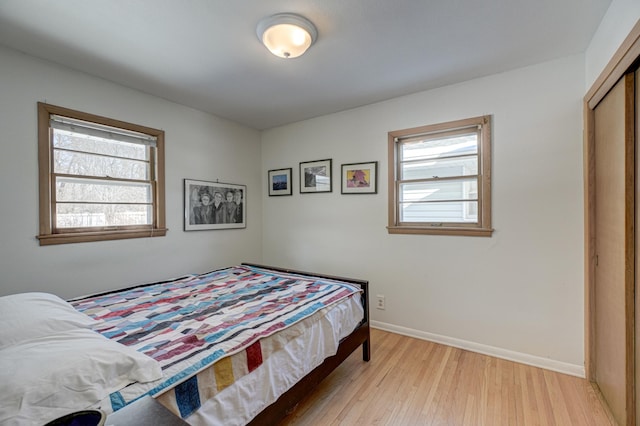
[184,179,246,230]
[268,168,293,196]
[299,159,332,193]
[341,161,378,194]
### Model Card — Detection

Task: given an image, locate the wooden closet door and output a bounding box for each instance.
[593,72,635,426]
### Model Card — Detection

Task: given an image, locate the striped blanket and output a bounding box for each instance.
[71,265,361,417]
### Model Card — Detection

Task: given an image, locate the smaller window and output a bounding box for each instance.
[37,103,167,245]
[387,115,493,237]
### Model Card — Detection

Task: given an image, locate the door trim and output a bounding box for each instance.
[586,19,640,109]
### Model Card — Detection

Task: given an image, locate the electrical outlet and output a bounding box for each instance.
[376,295,385,310]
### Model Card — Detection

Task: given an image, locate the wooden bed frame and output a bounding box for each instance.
[242,263,371,425]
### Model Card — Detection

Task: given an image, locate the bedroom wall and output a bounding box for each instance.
[261,54,586,374]
[0,45,263,300]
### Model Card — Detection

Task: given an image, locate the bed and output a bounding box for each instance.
[0,263,370,425]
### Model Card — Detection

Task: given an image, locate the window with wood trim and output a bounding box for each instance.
[37,102,167,245]
[387,115,493,237]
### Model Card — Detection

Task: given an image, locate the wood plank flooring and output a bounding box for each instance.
[279,328,616,425]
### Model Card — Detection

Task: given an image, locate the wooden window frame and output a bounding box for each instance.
[37,102,167,245]
[387,115,493,237]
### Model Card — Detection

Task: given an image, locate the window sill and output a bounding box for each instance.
[37,228,168,246]
[386,226,493,237]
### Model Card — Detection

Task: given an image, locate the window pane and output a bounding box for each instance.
[53,149,149,180]
[56,203,152,228]
[401,155,478,180]
[401,133,477,161]
[56,177,152,203]
[53,129,147,160]
[400,201,478,223]
[400,179,478,202]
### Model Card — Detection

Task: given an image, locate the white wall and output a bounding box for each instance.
[0,38,597,374]
[586,0,640,89]
[0,46,263,300]
[261,54,586,374]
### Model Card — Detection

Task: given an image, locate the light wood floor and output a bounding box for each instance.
[279,328,615,426]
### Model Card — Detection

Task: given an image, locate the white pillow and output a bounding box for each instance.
[0,328,162,425]
[0,292,97,349]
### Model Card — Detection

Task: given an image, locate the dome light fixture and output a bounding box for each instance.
[256,13,317,59]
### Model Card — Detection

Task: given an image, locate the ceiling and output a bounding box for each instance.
[0,0,611,130]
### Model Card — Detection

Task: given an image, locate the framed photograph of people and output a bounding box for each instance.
[268,168,292,196]
[299,159,332,193]
[341,161,378,194]
[184,179,246,231]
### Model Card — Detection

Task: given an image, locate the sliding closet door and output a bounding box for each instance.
[593,72,635,426]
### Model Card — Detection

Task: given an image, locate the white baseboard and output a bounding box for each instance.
[370,320,585,378]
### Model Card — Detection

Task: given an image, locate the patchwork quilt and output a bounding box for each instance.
[70,265,362,417]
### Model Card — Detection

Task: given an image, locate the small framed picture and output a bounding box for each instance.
[300,159,332,193]
[184,179,246,231]
[268,168,293,196]
[341,161,378,194]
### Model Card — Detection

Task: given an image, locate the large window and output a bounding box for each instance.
[387,115,493,236]
[37,103,166,245]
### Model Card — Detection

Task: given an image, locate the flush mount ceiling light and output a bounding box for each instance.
[256,13,317,59]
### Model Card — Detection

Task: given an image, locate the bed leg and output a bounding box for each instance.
[362,339,371,361]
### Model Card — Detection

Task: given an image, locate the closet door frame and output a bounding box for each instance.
[584,19,640,426]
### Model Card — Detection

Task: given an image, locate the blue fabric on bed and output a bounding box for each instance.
[110,392,126,412]
[175,376,201,418]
